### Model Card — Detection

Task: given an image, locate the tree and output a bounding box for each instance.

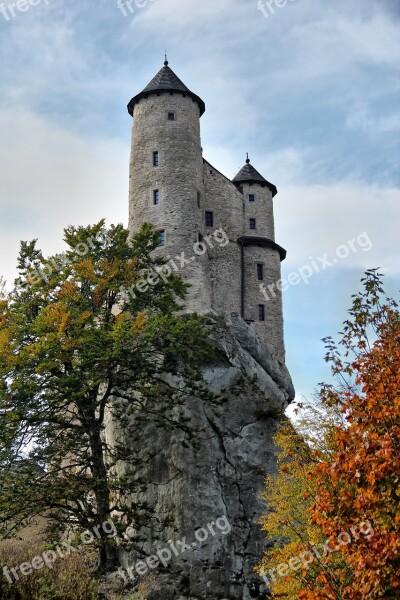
[256,270,399,599]
[0,221,217,570]
[305,270,400,599]
[255,400,346,598]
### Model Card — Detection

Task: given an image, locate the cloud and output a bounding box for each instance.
[275,183,400,277]
[0,108,128,287]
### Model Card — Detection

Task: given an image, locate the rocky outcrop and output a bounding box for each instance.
[111,315,294,599]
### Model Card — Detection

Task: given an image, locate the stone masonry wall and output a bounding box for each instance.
[201,167,284,359]
[241,183,275,241]
[202,161,243,316]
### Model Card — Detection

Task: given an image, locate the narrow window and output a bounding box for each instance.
[205,211,214,227]
[198,232,203,243]
[248,194,255,202]
[153,190,160,205]
[197,192,201,208]
[249,218,256,230]
[157,230,166,247]
[257,263,264,281]
[258,304,265,321]
[153,151,159,167]
[168,112,176,121]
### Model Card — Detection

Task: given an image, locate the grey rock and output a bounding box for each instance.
[111,316,294,599]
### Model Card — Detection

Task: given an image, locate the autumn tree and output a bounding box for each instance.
[257,270,399,599]
[305,270,400,599]
[256,400,346,598]
[0,221,216,570]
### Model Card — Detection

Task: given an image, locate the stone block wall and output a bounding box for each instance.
[202,161,243,316]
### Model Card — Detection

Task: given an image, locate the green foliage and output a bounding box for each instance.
[0,221,218,569]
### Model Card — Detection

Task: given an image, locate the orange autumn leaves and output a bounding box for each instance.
[28,253,145,351]
[306,296,400,599]
[258,271,399,599]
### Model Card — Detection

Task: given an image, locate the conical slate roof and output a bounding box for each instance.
[128,59,206,116]
[232,156,277,197]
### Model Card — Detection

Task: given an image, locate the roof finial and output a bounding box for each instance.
[246,153,250,164]
[164,51,168,66]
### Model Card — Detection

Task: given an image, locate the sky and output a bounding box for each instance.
[0,0,399,404]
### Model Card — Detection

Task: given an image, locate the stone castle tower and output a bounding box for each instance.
[116,60,295,599]
[127,58,287,361]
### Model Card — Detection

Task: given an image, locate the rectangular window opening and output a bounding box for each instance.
[153,151,159,167]
[258,304,265,321]
[248,194,255,202]
[257,263,264,281]
[157,230,166,247]
[205,211,214,227]
[153,190,160,205]
[249,218,256,230]
[168,112,176,121]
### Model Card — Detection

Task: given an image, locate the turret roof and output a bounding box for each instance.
[127,59,206,117]
[232,156,277,197]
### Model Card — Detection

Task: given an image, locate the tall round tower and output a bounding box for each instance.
[127,59,211,313]
[233,157,286,361]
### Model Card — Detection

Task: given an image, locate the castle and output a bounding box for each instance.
[116,59,294,599]
[127,58,287,361]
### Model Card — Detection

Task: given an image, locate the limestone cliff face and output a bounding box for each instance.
[112,315,294,600]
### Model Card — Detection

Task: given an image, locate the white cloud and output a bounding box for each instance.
[275,183,400,277]
[0,108,128,287]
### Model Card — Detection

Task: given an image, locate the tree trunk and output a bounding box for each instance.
[89,425,119,571]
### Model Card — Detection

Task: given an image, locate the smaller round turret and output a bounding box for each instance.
[233,156,286,360]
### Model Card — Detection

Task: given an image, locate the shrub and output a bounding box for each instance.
[0,540,99,600]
